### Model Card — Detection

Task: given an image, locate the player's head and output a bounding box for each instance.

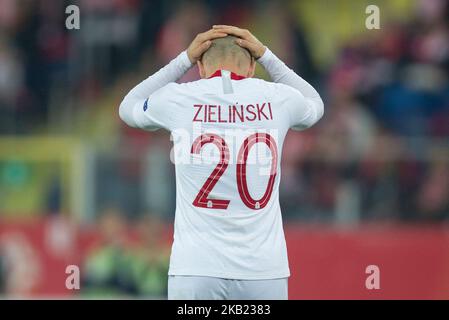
[198,35,256,79]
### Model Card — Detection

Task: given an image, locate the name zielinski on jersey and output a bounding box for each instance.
[193,102,273,123]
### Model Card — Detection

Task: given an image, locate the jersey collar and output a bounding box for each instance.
[208,70,247,80]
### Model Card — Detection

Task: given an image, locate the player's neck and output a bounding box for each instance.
[206,65,246,78]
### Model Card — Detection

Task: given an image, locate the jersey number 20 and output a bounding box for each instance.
[191,133,278,210]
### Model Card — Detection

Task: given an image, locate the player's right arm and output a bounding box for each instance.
[119,29,227,130]
[213,25,324,131]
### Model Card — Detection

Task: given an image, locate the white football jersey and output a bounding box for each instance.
[120,49,323,280]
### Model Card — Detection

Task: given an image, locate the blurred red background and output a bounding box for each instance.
[2,218,449,299]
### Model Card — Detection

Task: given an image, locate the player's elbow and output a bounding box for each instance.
[303,97,324,129]
[118,99,138,128]
[314,96,324,122]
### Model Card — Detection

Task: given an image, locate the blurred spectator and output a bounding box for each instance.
[81,207,131,296]
[155,2,210,82]
[0,39,24,133]
[81,208,168,298]
[128,215,169,297]
[416,155,449,221]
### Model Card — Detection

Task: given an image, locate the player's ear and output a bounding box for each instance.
[197,60,206,79]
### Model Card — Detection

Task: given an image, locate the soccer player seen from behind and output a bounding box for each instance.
[119,26,324,300]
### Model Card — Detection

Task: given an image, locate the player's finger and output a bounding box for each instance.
[212,26,248,39]
[194,40,212,57]
[201,40,212,50]
[235,38,257,53]
[200,29,228,41]
[212,26,243,34]
[213,25,235,29]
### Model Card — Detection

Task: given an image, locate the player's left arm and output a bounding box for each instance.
[119,29,227,129]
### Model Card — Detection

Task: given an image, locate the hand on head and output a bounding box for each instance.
[186,29,228,64]
[187,26,266,64]
[212,25,266,59]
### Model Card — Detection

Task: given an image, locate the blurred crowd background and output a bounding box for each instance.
[0,0,448,299]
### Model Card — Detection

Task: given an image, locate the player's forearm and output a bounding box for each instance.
[258,47,320,98]
[258,47,324,119]
[119,51,192,127]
